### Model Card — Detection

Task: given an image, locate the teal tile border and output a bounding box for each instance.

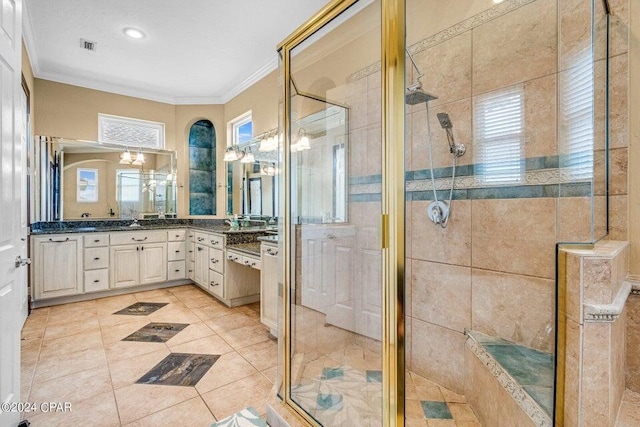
[420,401,453,419]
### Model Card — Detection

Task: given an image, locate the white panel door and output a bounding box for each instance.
[139,243,167,285]
[0,0,24,425]
[110,245,139,288]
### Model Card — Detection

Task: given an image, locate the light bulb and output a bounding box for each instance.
[119,150,132,164]
[223,147,239,162]
[132,149,145,165]
[241,150,255,164]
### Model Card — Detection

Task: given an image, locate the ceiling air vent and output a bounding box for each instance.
[80,38,97,52]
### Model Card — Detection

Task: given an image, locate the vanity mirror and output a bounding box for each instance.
[33,137,177,221]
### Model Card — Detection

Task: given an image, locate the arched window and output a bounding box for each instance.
[188,120,216,215]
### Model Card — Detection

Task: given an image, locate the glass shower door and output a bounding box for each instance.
[281,0,386,425]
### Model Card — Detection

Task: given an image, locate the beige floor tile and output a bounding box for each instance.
[448,402,478,422]
[455,422,482,427]
[176,294,218,309]
[405,419,428,427]
[147,305,201,324]
[27,391,119,427]
[192,303,234,321]
[405,399,426,419]
[47,307,97,327]
[30,365,112,404]
[415,386,444,402]
[123,396,216,427]
[114,383,198,424]
[104,340,168,363]
[261,366,278,384]
[39,329,104,358]
[43,318,101,341]
[165,321,215,346]
[132,289,174,300]
[201,372,273,419]
[218,324,271,349]
[34,347,108,383]
[236,338,277,371]
[205,311,259,334]
[617,389,640,427]
[440,387,466,403]
[168,334,233,355]
[108,347,171,389]
[94,294,139,315]
[195,351,259,394]
[100,318,151,344]
[426,420,456,427]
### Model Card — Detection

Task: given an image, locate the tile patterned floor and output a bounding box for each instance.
[290,355,481,426]
[20,285,276,427]
[617,389,640,427]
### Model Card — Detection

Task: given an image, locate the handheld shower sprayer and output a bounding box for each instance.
[436,113,466,158]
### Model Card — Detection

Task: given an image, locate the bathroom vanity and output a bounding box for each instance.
[30,222,274,310]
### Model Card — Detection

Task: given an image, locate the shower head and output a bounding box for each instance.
[405,87,438,105]
[437,112,453,129]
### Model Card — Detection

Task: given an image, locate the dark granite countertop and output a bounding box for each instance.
[257,235,278,244]
[29,219,275,236]
[226,242,261,257]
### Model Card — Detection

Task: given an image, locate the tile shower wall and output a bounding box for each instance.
[341,0,628,396]
[189,120,217,215]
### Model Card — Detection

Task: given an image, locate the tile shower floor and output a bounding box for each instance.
[20,285,276,426]
[291,350,481,426]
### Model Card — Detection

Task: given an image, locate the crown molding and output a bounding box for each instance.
[217,55,279,104]
[22,0,41,74]
[37,70,178,105]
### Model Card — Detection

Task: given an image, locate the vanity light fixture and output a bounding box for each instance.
[291,128,310,152]
[132,147,145,165]
[259,129,278,152]
[261,163,278,176]
[119,148,132,164]
[223,146,245,162]
[123,27,146,39]
[241,148,255,164]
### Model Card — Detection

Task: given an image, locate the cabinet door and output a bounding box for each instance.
[139,243,167,285]
[34,236,82,299]
[260,245,279,330]
[194,244,208,286]
[110,245,140,288]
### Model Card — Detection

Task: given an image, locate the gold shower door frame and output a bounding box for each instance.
[277,0,406,425]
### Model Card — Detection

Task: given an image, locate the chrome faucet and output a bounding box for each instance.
[129,218,140,228]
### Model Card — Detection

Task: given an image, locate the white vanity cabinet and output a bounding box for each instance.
[32,235,83,299]
[83,233,109,293]
[192,230,227,300]
[167,230,186,281]
[110,230,168,288]
[260,242,279,332]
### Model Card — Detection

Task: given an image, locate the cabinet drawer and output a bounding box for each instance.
[168,241,186,261]
[168,229,186,241]
[208,269,224,298]
[168,261,186,280]
[209,248,224,273]
[84,233,109,248]
[188,231,195,242]
[84,269,109,293]
[194,232,224,249]
[110,230,166,246]
[242,256,261,270]
[226,251,242,264]
[84,247,109,270]
[188,260,195,280]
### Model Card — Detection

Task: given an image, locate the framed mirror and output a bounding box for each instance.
[33,137,177,221]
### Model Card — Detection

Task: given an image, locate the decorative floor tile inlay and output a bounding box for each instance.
[137,353,219,386]
[366,370,382,383]
[317,393,344,411]
[122,322,189,343]
[113,302,168,316]
[321,367,344,380]
[211,406,267,427]
[421,400,453,419]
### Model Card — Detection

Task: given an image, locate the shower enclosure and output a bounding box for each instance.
[277,0,610,425]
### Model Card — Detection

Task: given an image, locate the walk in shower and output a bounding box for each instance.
[277,0,610,425]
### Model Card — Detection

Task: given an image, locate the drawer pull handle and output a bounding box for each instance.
[188,269,193,272]
[131,237,148,242]
[251,262,256,267]
[49,238,69,243]
[93,257,100,261]
[175,235,180,238]
[211,259,219,263]
[94,239,101,243]
[174,269,180,272]
[197,237,204,241]
[188,250,193,253]
[93,279,100,283]
[211,282,219,287]
[175,250,180,253]
[266,249,278,256]
[211,240,219,245]
[244,260,250,265]
[197,247,203,252]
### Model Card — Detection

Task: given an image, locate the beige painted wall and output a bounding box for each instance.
[629,0,640,278]
[34,79,177,149]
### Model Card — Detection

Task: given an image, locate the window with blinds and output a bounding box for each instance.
[474,86,525,185]
[560,49,594,181]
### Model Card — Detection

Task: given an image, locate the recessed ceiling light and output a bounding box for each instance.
[493,0,505,3]
[123,27,146,39]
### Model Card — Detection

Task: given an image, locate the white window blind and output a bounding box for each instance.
[474,86,525,185]
[560,49,594,180]
[117,170,141,202]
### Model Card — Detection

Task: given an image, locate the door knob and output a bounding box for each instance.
[15,256,31,268]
